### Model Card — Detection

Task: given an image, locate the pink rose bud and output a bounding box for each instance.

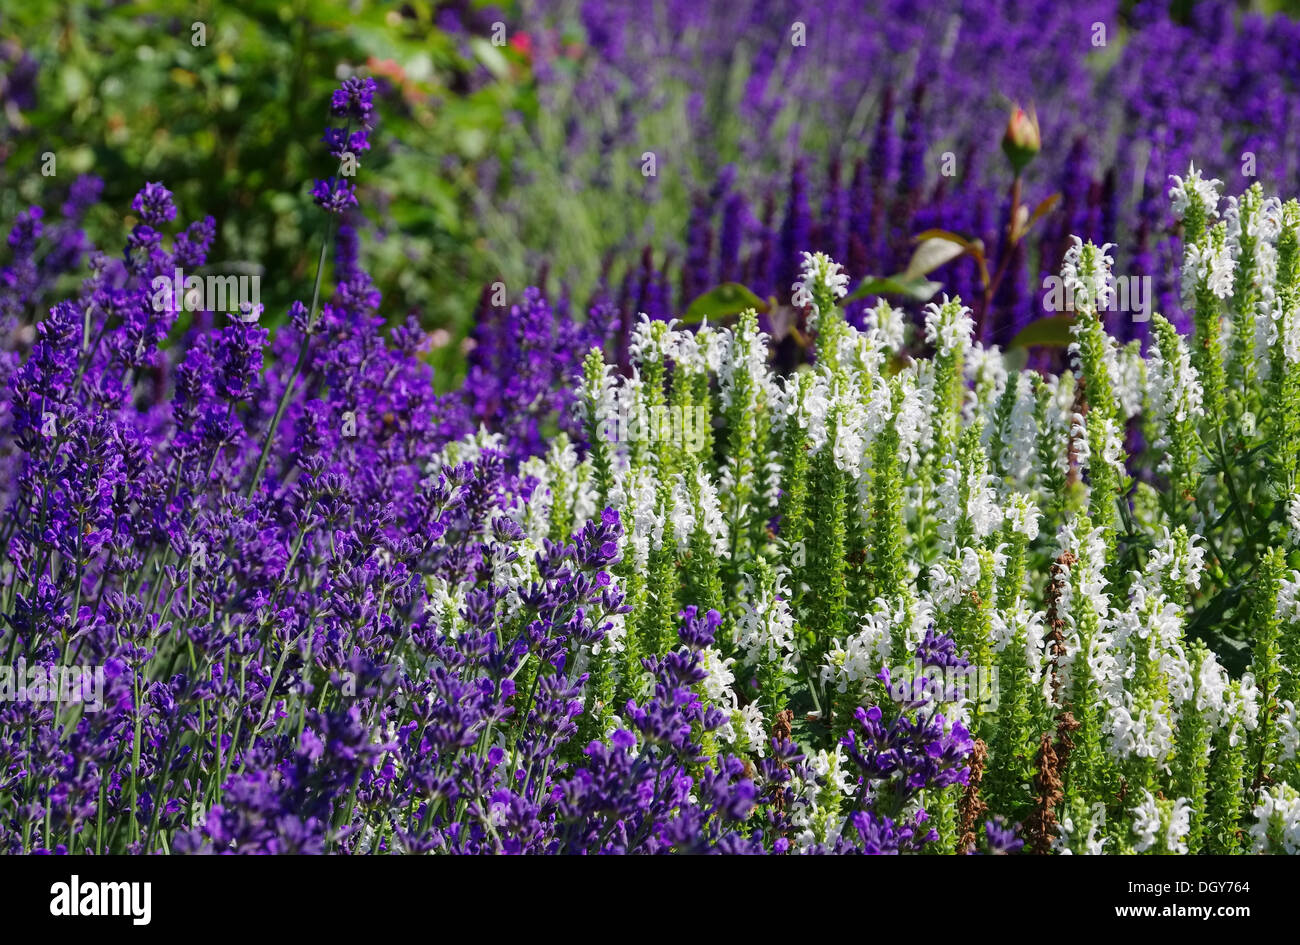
[1001,105,1040,173]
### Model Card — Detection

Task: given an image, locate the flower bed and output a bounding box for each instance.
[2,73,1299,855]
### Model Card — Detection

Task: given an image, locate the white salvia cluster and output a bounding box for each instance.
[1250,784,1300,855]
[767,372,800,440]
[1145,332,1204,466]
[627,313,681,364]
[823,596,934,694]
[1102,582,1195,762]
[1112,584,1191,664]
[793,251,849,333]
[577,349,619,432]
[1146,333,1203,424]
[1226,192,1284,247]
[922,295,975,357]
[1095,415,1129,481]
[1193,652,1232,724]
[1003,373,1040,484]
[761,444,784,510]
[1131,792,1192,854]
[809,745,855,799]
[1228,193,1287,373]
[934,458,1001,547]
[927,546,988,613]
[609,466,662,567]
[1004,493,1042,541]
[1060,237,1116,313]
[445,224,1300,854]
[898,595,935,653]
[1223,674,1261,748]
[1165,798,1194,855]
[667,469,729,557]
[735,584,799,674]
[699,646,737,709]
[1068,310,1127,408]
[426,427,505,473]
[1255,251,1283,375]
[1053,804,1107,855]
[1256,200,1284,251]
[596,610,628,658]
[1278,700,1299,764]
[1068,410,1126,486]
[860,376,895,455]
[519,435,596,538]
[1141,527,1206,598]
[1268,208,1300,364]
[822,603,894,693]
[694,471,728,556]
[423,575,466,639]
[1054,518,1118,704]
[1283,306,1300,365]
[1044,373,1076,480]
[733,702,767,757]
[1068,410,1090,470]
[990,607,1048,683]
[1106,692,1176,764]
[1113,341,1145,421]
[803,381,840,462]
[1182,241,1235,303]
[717,317,772,410]
[1276,207,1300,365]
[864,299,906,351]
[1168,163,1222,221]
[831,381,873,477]
[781,365,896,479]
[1057,518,1112,621]
[966,342,1008,416]
[1277,570,1300,625]
[773,369,829,444]
[833,318,889,379]
[700,646,767,755]
[715,320,776,528]
[607,369,641,438]
[786,745,854,849]
[893,368,930,464]
[671,321,725,377]
[521,473,554,541]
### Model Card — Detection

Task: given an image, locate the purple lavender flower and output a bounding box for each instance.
[130,182,178,228]
[311,178,359,215]
[329,76,378,127]
[980,817,1024,855]
[7,206,43,252]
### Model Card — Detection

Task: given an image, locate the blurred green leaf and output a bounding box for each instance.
[1008,314,1074,349]
[1024,192,1062,233]
[846,274,942,304]
[682,282,765,322]
[469,38,511,82]
[911,228,988,287]
[902,236,968,280]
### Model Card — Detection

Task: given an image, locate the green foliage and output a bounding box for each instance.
[2,0,531,386]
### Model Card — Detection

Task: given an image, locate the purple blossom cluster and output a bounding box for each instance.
[460,286,616,457]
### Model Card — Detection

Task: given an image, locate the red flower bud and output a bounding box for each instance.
[1002,105,1040,173]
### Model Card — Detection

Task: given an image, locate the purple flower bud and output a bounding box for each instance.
[131,181,177,228]
[312,178,359,215]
